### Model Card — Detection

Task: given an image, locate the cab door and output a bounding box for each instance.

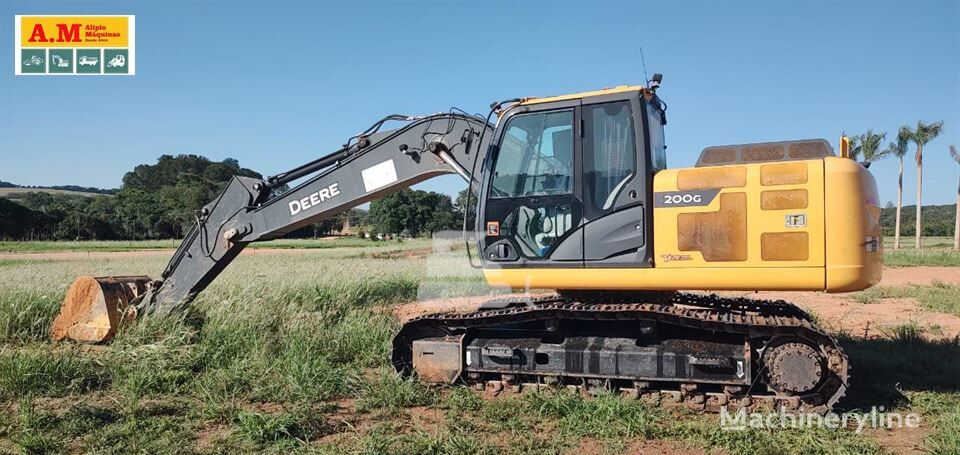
[480,104,584,267]
[580,98,654,266]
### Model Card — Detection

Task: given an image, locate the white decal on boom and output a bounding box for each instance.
[288,182,341,216]
[361,159,398,192]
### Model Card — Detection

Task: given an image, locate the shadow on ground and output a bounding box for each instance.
[837,330,960,410]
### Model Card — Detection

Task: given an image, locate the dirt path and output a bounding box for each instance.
[877,266,960,286]
[715,266,960,339]
[718,289,960,339]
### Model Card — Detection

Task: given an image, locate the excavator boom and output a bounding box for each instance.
[52,112,493,341]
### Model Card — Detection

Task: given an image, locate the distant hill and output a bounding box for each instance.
[0,180,117,200]
[0,188,111,200]
[47,185,117,195]
[880,204,956,237]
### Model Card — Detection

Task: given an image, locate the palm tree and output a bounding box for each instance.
[847,135,862,161]
[885,127,912,249]
[951,145,959,251]
[858,130,888,162]
[909,120,944,249]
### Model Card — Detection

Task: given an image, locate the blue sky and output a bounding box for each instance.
[1,1,958,206]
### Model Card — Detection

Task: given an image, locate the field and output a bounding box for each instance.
[0,188,107,200]
[880,237,960,267]
[1,239,959,454]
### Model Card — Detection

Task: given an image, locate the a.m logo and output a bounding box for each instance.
[16,15,135,76]
[27,23,82,43]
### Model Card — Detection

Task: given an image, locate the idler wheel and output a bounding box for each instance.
[762,341,826,394]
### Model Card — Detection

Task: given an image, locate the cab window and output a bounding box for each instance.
[647,105,667,170]
[583,102,636,211]
[491,110,574,198]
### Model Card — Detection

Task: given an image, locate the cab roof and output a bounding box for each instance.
[518,85,645,106]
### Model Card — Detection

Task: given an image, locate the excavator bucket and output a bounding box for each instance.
[51,276,153,343]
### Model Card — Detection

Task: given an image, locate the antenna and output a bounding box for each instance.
[639,47,650,85]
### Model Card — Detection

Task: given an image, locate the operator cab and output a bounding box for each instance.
[478,84,667,269]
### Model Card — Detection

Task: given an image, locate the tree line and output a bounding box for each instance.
[846,121,958,250]
[1,155,262,240]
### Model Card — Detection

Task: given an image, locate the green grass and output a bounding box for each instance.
[878,236,960,266]
[883,249,960,267]
[924,408,960,455]
[0,290,61,342]
[0,258,47,267]
[0,241,956,454]
[908,392,960,455]
[0,347,107,398]
[334,423,501,455]
[0,243,437,453]
[0,239,182,253]
[461,391,886,455]
[882,236,956,250]
[850,281,960,315]
[524,391,659,440]
[234,406,334,446]
[356,370,437,414]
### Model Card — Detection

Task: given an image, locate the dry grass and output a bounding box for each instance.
[0,237,410,253]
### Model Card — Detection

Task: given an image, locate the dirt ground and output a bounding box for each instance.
[732,292,960,339]
[861,424,931,455]
[872,266,960,286]
[394,267,960,340]
[620,440,716,455]
[717,266,960,339]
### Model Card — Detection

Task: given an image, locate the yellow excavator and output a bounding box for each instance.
[52,75,881,413]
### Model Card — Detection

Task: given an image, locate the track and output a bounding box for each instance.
[393,292,849,414]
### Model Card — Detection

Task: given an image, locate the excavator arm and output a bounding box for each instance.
[52,112,493,341]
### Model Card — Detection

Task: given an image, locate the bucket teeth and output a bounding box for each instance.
[51,276,152,343]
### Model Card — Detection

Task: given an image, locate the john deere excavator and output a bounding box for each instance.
[52,75,881,413]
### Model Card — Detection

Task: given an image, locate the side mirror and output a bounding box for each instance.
[648,73,663,92]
